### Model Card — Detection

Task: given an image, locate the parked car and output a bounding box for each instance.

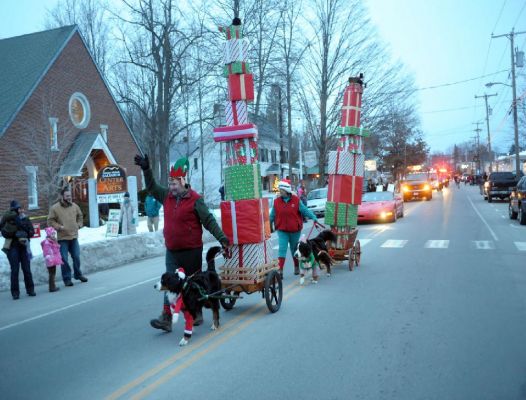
[358,190,404,223]
[307,187,328,217]
[400,173,432,201]
[509,176,526,225]
[483,172,520,202]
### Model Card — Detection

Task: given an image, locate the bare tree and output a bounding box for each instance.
[45,0,110,75]
[14,90,80,208]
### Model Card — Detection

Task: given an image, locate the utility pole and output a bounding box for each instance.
[473,122,482,174]
[475,93,497,173]
[492,29,526,175]
[275,85,285,178]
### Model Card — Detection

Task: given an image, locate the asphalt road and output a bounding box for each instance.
[1,185,525,400]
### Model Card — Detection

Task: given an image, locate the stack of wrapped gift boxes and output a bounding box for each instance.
[325,77,368,249]
[214,20,273,281]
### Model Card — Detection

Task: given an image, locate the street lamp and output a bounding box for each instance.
[485,81,521,175]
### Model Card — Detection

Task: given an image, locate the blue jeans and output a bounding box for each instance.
[59,239,82,282]
[7,242,34,296]
[277,231,301,259]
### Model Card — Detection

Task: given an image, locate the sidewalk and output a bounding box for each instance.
[0,211,220,292]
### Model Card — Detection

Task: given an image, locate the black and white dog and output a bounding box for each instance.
[154,246,222,346]
[294,230,336,282]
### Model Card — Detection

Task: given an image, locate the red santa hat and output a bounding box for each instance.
[278,179,292,194]
[176,268,186,280]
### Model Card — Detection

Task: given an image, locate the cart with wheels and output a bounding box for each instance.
[328,228,361,271]
[218,260,283,313]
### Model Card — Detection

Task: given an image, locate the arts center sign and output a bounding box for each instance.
[96,164,127,203]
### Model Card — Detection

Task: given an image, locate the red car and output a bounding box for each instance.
[358,191,404,223]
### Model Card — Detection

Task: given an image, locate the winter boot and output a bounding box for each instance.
[278,257,285,279]
[48,267,59,293]
[293,257,300,275]
[150,309,172,332]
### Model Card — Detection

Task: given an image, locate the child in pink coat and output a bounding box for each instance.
[41,227,63,292]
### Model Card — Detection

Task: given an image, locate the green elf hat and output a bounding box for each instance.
[169,157,189,179]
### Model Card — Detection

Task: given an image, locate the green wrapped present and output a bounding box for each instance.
[219,24,243,40]
[337,126,371,137]
[223,62,251,77]
[225,164,263,201]
[325,202,358,227]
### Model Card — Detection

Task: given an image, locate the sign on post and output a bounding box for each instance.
[365,160,377,172]
[303,151,317,168]
[105,209,121,237]
[97,165,127,203]
[32,223,41,238]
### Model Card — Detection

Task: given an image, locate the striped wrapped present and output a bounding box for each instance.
[328,151,364,176]
[223,240,273,269]
[225,100,248,126]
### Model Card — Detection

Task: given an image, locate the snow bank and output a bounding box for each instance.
[0,212,220,292]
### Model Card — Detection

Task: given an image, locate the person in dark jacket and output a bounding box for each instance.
[270,180,318,277]
[0,201,35,299]
[134,154,230,332]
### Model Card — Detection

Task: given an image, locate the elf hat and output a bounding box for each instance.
[169,157,189,179]
[278,179,292,194]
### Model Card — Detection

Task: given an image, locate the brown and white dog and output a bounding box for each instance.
[154,246,222,346]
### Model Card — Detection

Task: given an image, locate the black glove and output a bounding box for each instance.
[220,238,231,259]
[134,154,150,171]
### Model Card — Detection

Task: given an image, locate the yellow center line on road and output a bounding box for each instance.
[131,284,304,400]
[106,280,299,400]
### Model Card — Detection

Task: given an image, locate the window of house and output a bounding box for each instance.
[271,150,277,163]
[100,124,108,142]
[49,117,58,150]
[25,166,38,210]
[194,157,198,170]
[68,92,91,129]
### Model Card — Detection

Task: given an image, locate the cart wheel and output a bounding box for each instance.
[220,291,236,311]
[348,248,354,271]
[264,270,283,313]
[354,240,361,267]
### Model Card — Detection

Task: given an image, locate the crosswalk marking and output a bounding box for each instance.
[515,242,526,251]
[425,240,449,249]
[472,241,495,250]
[381,240,408,248]
[359,239,372,247]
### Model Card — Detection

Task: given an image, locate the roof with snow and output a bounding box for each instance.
[0,25,77,137]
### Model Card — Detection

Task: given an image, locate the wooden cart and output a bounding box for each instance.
[328,228,361,271]
[218,260,283,313]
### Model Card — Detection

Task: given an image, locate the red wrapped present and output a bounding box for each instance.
[341,84,363,127]
[328,175,363,204]
[228,74,255,102]
[213,123,258,142]
[225,100,248,126]
[223,240,273,268]
[221,198,271,244]
[341,105,361,127]
[226,138,258,166]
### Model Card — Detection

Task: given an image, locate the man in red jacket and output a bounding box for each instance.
[270,180,318,277]
[135,155,229,332]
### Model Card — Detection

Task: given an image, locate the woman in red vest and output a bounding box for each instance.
[270,180,318,277]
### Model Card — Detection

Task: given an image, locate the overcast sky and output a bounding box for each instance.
[1,0,525,154]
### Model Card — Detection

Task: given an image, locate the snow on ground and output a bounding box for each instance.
[0,209,222,292]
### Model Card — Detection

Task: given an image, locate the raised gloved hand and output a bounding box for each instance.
[134,154,150,171]
[172,313,179,325]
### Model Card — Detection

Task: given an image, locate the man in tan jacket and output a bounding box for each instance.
[47,188,87,286]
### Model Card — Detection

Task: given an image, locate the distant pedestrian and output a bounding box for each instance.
[0,200,35,299]
[145,194,161,232]
[47,188,87,286]
[40,227,62,292]
[120,192,137,235]
[219,184,225,201]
